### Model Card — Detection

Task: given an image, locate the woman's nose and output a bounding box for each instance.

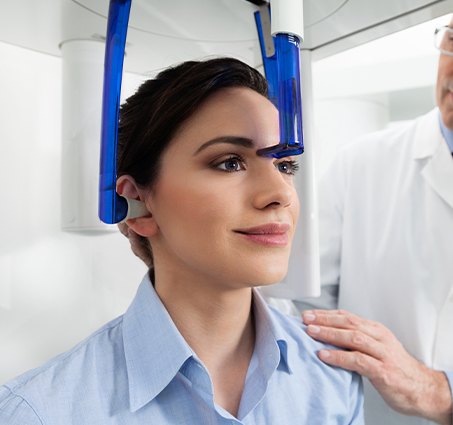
[250,167,294,210]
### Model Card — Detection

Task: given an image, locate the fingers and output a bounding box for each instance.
[319,345,453,423]
[306,324,387,360]
[303,309,385,341]
[317,349,383,380]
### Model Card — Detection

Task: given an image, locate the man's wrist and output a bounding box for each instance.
[418,369,452,425]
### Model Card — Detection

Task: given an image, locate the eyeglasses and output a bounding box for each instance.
[434,26,453,56]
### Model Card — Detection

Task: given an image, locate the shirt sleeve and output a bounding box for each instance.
[0,386,43,425]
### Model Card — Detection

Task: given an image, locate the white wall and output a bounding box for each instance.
[0,41,147,383]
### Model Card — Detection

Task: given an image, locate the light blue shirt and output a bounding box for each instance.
[0,274,363,425]
[438,110,453,154]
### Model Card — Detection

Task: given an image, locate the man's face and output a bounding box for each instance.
[436,16,453,129]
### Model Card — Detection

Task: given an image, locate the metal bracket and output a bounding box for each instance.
[258,5,275,58]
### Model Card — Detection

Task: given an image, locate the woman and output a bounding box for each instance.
[0,58,363,424]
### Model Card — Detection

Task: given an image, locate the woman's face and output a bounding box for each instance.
[145,87,300,290]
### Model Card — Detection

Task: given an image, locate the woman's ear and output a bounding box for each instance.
[116,175,158,238]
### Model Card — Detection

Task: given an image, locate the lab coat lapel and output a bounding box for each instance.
[420,131,453,209]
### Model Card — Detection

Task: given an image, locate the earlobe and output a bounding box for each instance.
[116,175,158,237]
[125,215,158,238]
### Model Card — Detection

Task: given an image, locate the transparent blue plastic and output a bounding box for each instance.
[98,0,131,224]
[254,9,304,159]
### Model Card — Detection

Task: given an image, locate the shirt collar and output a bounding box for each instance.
[122,273,194,412]
[252,288,292,374]
[438,110,453,154]
[122,274,291,412]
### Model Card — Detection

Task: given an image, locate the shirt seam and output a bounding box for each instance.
[2,385,45,425]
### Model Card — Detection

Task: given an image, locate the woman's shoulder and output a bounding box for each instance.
[264,304,364,422]
[0,315,126,424]
[266,304,360,385]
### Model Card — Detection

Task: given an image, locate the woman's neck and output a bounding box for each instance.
[155,273,254,364]
[153,270,255,417]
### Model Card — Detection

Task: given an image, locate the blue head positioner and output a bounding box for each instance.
[99,0,132,224]
[254,3,304,159]
[99,0,305,224]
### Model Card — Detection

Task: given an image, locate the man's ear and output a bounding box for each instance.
[116,175,158,238]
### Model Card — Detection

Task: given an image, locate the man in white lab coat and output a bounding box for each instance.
[301,17,453,425]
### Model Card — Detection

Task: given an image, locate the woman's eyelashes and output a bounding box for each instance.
[276,159,299,175]
[210,155,300,175]
[212,155,246,172]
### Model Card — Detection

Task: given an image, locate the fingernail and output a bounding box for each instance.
[303,313,316,322]
[307,325,320,334]
[319,350,330,359]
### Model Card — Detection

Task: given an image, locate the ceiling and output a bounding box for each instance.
[1,0,452,73]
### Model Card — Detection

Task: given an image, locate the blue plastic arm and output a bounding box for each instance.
[254,8,304,159]
[98,0,132,224]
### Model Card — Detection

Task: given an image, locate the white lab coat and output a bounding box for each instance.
[319,108,453,425]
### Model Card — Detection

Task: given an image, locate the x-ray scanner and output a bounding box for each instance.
[0,0,450,300]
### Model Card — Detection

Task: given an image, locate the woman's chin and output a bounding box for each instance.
[242,264,288,287]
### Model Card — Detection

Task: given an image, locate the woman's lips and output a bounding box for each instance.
[234,223,290,247]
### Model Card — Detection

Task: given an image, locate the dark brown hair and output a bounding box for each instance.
[117,57,268,186]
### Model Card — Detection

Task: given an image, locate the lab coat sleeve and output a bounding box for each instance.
[0,386,44,425]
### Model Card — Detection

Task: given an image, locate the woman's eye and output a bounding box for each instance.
[276,160,300,175]
[214,157,246,172]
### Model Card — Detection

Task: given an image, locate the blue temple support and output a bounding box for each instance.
[98,0,132,224]
[254,7,304,159]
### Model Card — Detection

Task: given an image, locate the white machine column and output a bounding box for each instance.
[61,40,113,233]
[260,49,321,301]
[291,49,320,299]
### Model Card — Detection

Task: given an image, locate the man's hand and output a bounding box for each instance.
[302,309,452,425]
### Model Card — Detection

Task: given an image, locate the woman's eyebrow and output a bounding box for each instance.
[193,136,254,155]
